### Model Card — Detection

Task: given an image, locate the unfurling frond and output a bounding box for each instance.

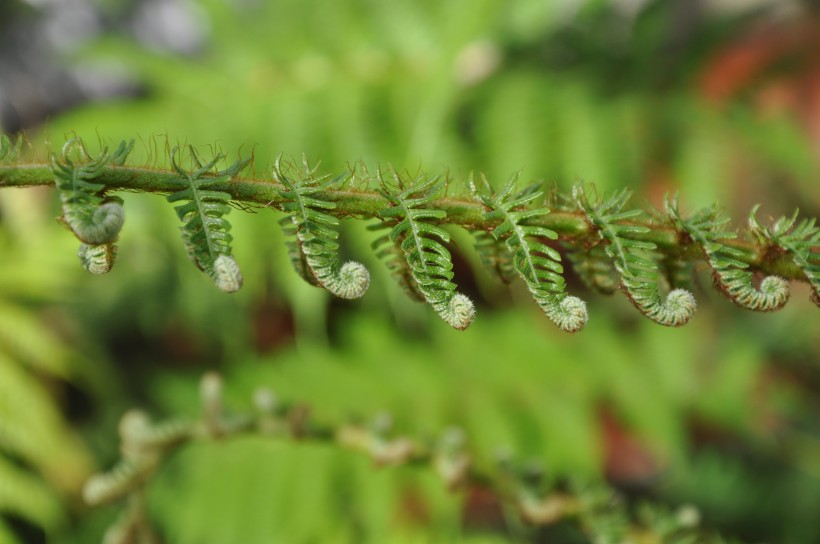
[749,205,820,307]
[473,174,587,332]
[275,156,370,299]
[51,138,132,275]
[51,138,132,245]
[166,146,249,293]
[574,185,696,327]
[377,172,475,330]
[667,196,789,312]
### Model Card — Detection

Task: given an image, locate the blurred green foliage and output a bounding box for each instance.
[1,0,819,542]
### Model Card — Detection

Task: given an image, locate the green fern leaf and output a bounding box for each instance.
[749,205,820,307]
[473,174,587,332]
[574,185,696,326]
[667,197,789,312]
[166,147,248,293]
[275,156,370,299]
[377,173,475,330]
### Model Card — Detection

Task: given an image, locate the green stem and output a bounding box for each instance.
[0,163,807,281]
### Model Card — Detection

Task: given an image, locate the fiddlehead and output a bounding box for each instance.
[376,171,475,330]
[749,205,819,307]
[166,147,249,293]
[574,185,697,327]
[51,138,132,245]
[667,196,790,312]
[50,138,132,276]
[473,174,588,332]
[274,156,370,299]
[78,239,118,275]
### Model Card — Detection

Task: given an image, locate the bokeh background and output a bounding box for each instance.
[1,0,819,542]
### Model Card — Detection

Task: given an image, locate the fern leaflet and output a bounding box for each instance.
[166,147,248,293]
[667,196,789,312]
[574,185,696,326]
[749,205,819,307]
[274,156,370,299]
[377,173,475,330]
[369,226,428,301]
[473,230,518,285]
[473,174,587,332]
[566,244,621,295]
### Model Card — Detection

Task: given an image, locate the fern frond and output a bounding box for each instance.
[473,174,588,332]
[275,156,370,300]
[749,205,820,307]
[51,138,132,245]
[377,172,475,330]
[0,135,23,164]
[166,147,248,293]
[574,185,696,326]
[566,244,621,295]
[667,196,789,312]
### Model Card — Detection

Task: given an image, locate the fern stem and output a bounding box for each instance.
[0,163,808,282]
[87,373,726,544]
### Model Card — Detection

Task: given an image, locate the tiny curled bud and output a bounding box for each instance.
[212,255,243,293]
[441,293,475,331]
[675,504,701,528]
[200,372,223,405]
[330,261,371,299]
[119,410,152,444]
[663,289,697,327]
[253,388,277,413]
[553,296,589,333]
[756,275,790,311]
[78,243,117,274]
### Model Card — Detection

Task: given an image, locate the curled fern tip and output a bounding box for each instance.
[333,261,371,299]
[553,296,588,333]
[213,255,244,293]
[663,289,697,327]
[442,293,476,330]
